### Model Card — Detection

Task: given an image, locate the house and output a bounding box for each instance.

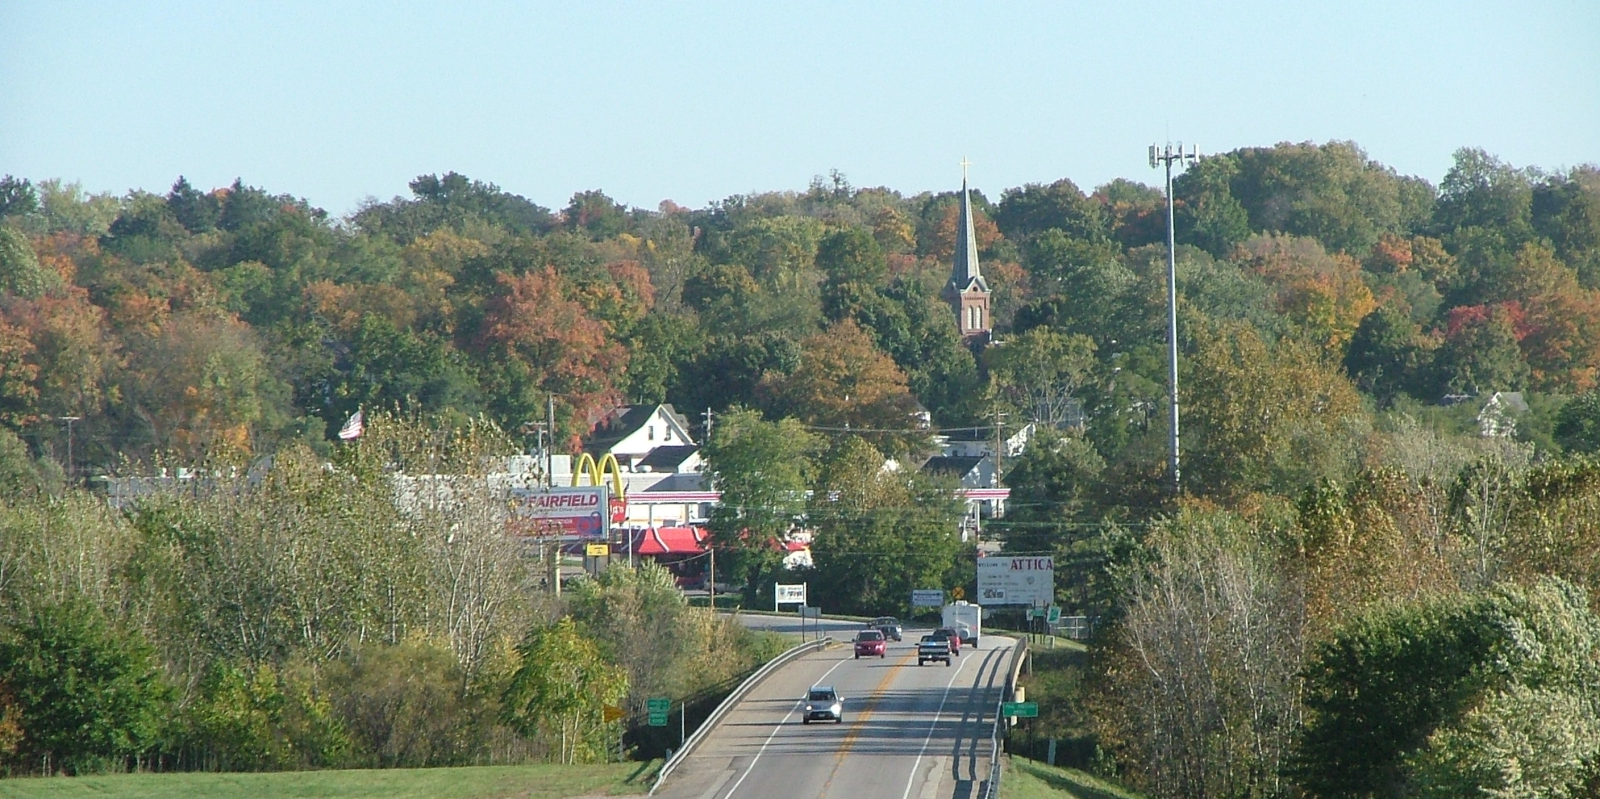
[935,423,1033,459]
[586,404,697,467]
[1477,392,1529,438]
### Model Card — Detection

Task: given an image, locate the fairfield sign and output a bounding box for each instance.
[976,556,1054,607]
[510,487,609,538]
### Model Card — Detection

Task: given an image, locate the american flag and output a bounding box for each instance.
[338,409,364,440]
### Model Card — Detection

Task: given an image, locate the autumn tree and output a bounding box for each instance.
[701,408,819,604]
[760,319,926,456]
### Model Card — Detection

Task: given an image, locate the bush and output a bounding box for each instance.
[0,601,171,775]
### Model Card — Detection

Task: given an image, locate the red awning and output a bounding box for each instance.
[631,526,708,556]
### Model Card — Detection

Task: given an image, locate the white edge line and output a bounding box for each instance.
[722,653,852,799]
[900,642,1003,799]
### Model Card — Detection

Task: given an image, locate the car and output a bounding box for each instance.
[917,634,951,666]
[854,629,887,658]
[803,686,843,723]
[868,617,903,642]
[932,627,962,656]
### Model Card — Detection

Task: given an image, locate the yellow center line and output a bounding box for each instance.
[817,644,920,798]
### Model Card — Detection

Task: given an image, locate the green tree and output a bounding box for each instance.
[985,327,1097,428]
[0,601,171,774]
[1344,303,1430,401]
[1555,391,1600,453]
[501,617,626,764]
[701,409,819,604]
[807,437,965,616]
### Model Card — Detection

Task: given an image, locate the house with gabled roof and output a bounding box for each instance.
[586,404,697,467]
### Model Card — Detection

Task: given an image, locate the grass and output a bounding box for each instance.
[1001,758,1148,799]
[0,761,661,799]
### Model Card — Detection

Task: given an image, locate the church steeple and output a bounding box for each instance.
[945,158,992,344]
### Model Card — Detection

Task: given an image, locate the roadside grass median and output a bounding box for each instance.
[1002,758,1148,799]
[0,761,661,799]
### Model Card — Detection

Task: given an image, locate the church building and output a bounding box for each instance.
[943,168,992,345]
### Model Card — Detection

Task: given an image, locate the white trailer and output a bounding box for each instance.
[941,601,982,647]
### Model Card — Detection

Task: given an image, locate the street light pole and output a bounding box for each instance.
[1149,143,1198,496]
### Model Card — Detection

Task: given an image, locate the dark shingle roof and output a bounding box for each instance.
[638,445,699,471]
[921,455,983,477]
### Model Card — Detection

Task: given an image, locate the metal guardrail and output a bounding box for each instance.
[648,636,835,795]
[980,636,1030,799]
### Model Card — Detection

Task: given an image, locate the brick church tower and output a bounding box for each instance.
[943,165,992,345]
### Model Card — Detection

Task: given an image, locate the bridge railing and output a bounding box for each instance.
[980,636,1029,799]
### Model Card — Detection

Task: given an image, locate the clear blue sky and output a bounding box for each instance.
[3,1,1597,216]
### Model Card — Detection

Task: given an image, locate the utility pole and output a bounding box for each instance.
[547,393,560,596]
[57,416,81,485]
[702,407,713,441]
[991,409,1007,521]
[1149,142,1199,496]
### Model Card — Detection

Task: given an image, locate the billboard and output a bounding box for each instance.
[510,486,609,538]
[976,556,1054,607]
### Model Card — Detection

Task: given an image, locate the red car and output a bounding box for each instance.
[933,627,962,656]
[854,629,887,658]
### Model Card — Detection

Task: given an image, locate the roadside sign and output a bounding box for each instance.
[800,605,821,618]
[950,586,965,601]
[586,543,610,557]
[977,556,1054,607]
[911,589,943,608]
[647,697,671,726]
[603,704,626,722]
[775,583,807,607]
[1047,606,1061,624]
[1002,701,1039,718]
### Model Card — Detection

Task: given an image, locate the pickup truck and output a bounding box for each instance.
[917,634,951,666]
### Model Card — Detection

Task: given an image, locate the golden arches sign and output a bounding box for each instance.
[572,452,626,497]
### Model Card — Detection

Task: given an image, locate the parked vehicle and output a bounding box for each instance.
[803,686,844,723]
[942,602,981,647]
[932,627,962,655]
[917,634,951,666]
[868,617,903,641]
[854,629,887,658]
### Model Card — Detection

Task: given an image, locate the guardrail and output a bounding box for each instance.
[649,636,835,795]
[980,636,1030,799]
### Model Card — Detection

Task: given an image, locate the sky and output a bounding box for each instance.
[2,1,1597,217]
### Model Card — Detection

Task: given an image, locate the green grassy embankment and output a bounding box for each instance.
[1001,758,1148,799]
[0,760,659,799]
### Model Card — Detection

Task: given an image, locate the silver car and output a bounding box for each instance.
[802,686,843,724]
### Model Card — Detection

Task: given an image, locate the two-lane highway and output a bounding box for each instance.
[658,627,1013,799]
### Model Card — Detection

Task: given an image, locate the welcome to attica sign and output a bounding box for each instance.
[976,556,1054,607]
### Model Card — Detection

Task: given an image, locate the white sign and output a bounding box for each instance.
[911,589,944,608]
[509,486,609,538]
[976,556,1054,607]
[775,583,807,606]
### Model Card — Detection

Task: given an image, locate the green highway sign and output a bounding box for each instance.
[647,697,671,726]
[1002,701,1039,718]
[1047,606,1061,624]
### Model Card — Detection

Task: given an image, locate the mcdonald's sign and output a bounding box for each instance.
[574,452,628,523]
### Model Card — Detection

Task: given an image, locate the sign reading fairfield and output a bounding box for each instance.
[510,486,609,538]
[976,556,1054,607]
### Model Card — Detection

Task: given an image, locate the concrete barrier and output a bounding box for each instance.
[648,636,835,795]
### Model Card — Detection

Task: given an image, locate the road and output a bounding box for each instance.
[657,626,1013,799]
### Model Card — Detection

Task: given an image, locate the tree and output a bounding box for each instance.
[806,437,965,616]
[992,178,1111,243]
[476,267,629,447]
[985,327,1097,428]
[760,320,926,456]
[0,601,171,774]
[501,617,626,764]
[1555,391,1600,453]
[1292,578,1600,799]
[1344,303,1430,401]
[701,409,819,604]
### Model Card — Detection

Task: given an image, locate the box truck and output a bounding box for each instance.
[941,601,981,648]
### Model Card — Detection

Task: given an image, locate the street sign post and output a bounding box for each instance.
[911,589,943,608]
[647,697,671,727]
[1001,701,1039,718]
[603,704,626,722]
[586,543,610,558]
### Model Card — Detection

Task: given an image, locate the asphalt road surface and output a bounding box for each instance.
[734,612,867,639]
[657,628,1014,799]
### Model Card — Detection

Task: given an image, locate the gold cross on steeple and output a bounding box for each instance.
[960,156,971,183]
